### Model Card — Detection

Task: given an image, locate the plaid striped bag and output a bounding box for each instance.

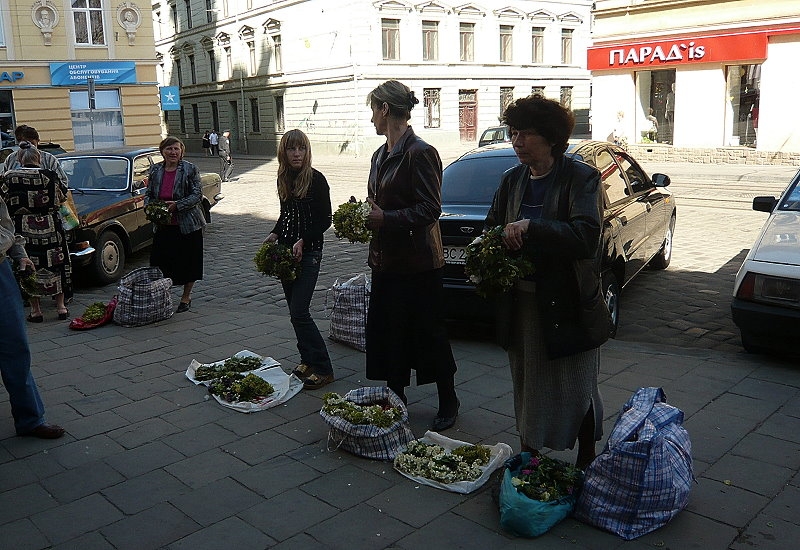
[574,387,693,540]
[113,267,174,327]
[320,387,414,461]
[326,273,370,352]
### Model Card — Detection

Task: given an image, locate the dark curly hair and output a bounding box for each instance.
[501,95,575,158]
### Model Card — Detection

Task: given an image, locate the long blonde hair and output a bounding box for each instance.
[277,129,312,201]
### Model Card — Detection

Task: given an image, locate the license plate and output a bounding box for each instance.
[443,246,467,265]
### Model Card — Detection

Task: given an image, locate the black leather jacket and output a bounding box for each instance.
[367,127,444,274]
[486,155,609,358]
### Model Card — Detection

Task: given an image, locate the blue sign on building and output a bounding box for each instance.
[160,86,181,111]
[50,62,137,85]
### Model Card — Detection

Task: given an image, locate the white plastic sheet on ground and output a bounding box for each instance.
[394,430,513,494]
[186,349,303,413]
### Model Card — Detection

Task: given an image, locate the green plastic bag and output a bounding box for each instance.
[499,452,577,537]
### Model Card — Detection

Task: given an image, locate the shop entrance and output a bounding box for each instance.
[650,70,675,144]
[726,64,760,147]
[0,91,16,146]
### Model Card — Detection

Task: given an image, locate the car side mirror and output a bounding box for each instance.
[752,196,777,213]
[651,173,671,187]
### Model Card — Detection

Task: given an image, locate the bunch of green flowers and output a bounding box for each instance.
[464,225,535,298]
[195,355,264,382]
[81,302,108,323]
[253,241,300,282]
[394,441,491,484]
[332,199,372,243]
[209,372,275,403]
[144,200,172,225]
[321,392,403,428]
[510,454,582,502]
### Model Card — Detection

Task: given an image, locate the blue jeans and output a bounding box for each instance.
[0,259,46,434]
[281,251,332,375]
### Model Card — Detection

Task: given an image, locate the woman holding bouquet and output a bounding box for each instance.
[146,136,206,313]
[264,129,334,390]
[485,95,609,469]
[364,80,459,431]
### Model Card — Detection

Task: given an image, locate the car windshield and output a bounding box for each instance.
[442,155,518,205]
[60,157,130,191]
[779,177,800,211]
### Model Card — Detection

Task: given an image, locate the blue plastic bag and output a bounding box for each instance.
[574,387,693,540]
[499,452,577,537]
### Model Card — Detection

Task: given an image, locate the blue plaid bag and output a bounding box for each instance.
[574,387,693,540]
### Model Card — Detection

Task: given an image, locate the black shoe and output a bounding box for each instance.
[431,398,460,431]
[176,300,191,313]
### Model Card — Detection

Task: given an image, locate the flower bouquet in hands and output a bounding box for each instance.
[464,225,535,298]
[253,241,300,282]
[499,452,584,537]
[332,197,373,243]
[144,200,172,225]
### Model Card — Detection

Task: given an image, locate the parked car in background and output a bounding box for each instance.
[731,170,800,355]
[478,125,511,147]
[60,147,223,284]
[439,141,676,336]
[0,142,68,163]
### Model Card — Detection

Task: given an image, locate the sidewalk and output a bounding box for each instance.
[1,231,798,549]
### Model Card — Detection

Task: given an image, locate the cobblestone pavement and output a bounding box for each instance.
[1,149,798,549]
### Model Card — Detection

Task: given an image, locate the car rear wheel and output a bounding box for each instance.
[92,230,125,285]
[650,215,675,270]
[602,272,621,339]
[741,332,764,354]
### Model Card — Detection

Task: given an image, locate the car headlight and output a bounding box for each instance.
[736,272,800,308]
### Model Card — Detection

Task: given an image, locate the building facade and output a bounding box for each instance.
[154,0,594,156]
[0,0,161,150]
[589,0,800,160]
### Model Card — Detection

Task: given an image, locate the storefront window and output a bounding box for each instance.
[726,64,760,147]
[636,69,675,145]
[69,89,124,149]
[0,91,15,143]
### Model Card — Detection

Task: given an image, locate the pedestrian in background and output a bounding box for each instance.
[485,94,608,468]
[209,130,219,156]
[145,136,206,313]
[201,131,211,156]
[364,79,459,431]
[0,143,72,322]
[0,194,65,439]
[218,130,234,182]
[265,129,334,390]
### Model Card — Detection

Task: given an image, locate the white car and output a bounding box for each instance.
[731,170,800,355]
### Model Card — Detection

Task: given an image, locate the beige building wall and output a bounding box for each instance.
[1,0,161,150]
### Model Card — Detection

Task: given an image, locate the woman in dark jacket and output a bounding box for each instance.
[265,129,334,389]
[365,80,459,431]
[485,95,609,468]
[146,136,206,313]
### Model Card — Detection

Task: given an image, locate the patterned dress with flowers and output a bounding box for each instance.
[0,168,72,299]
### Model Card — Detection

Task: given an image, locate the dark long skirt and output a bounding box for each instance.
[365,268,457,387]
[150,225,203,285]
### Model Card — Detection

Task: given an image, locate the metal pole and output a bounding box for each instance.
[87,77,96,149]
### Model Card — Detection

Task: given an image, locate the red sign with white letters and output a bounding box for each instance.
[588,32,768,71]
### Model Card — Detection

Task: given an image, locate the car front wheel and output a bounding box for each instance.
[650,215,675,270]
[602,272,621,339]
[92,230,126,285]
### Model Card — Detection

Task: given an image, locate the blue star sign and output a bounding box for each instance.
[160,86,181,111]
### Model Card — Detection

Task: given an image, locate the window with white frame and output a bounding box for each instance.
[532,27,544,63]
[272,34,282,72]
[382,19,400,60]
[422,21,438,61]
[174,58,183,87]
[531,86,545,97]
[224,46,232,79]
[170,3,178,33]
[72,0,105,45]
[423,89,440,128]
[248,41,256,76]
[460,22,474,62]
[208,49,217,81]
[500,25,513,63]
[0,8,5,46]
[275,95,285,132]
[69,89,124,149]
[205,0,213,23]
[561,29,573,64]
